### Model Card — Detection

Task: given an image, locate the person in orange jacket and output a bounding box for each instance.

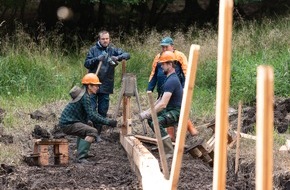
[147,37,187,99]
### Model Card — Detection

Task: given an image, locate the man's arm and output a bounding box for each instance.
[154,92,172,113]
[147,54,160,91]
[113,48,130,61]
[139,92,172,121]
[81,93,111,125]
[84,48,97,70]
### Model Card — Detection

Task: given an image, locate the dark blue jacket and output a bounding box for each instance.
[84,42,130,94]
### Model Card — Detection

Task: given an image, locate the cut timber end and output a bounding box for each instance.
[186,138,214,165]
[120,135,169,190]
[31,138,69,166]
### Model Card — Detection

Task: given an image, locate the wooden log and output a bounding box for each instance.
[135,135,178,147]
[120,135,169,190]
[212,0,233,189]
[256,65,274,190]
[234,131,256,140]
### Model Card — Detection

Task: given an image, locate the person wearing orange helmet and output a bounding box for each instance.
[147,37,197,142]
[140,51,183,158]
[147,37,187,98]
[59,73,118,164]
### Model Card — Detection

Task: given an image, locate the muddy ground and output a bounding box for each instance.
[0,97,289,190]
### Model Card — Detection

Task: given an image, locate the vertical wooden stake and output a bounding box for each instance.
[147,91,169,179]
[169,44,200,189]
[256,65,274,190]
[122,60,126,77]
[213,0,233,189]
[235,101,242,174]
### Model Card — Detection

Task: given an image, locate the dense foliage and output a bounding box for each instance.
[0,0,289,40]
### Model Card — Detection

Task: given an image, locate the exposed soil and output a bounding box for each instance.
[0,97,289,189]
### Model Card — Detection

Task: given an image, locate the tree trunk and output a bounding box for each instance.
[97,0,106,28]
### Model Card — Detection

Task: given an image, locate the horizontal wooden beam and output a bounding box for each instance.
[120,135,169,190]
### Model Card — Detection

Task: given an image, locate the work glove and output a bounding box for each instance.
[97,54,106,61]
[108,119,118,128]
[139,110,151,121]
[111,56,119,62]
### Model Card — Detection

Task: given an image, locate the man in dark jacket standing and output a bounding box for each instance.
[84,30,130,141]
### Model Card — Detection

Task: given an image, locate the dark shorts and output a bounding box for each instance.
[60,122,98,139]
[148,107,180,137]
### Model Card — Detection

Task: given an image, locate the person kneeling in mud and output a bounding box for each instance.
[59,73,117,163]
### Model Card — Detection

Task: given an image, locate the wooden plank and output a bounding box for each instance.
[234,131,256,140]
[35,139,68,145]
[120,134,169,190]
[135,135,177,146]
[256,66,274,190]
[169,44,200,190]
[147,91,169,179]
[212,0,233,189]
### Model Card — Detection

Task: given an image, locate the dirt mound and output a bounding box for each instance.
[0,98,289,189]
[229,97,290,133]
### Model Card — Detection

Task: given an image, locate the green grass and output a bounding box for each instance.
[0,13,289,124]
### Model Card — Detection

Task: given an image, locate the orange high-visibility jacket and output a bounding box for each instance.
[147,50,187,95]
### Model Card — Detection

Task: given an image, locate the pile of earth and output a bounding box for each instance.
[0,97,289,189]
[228,98,290,134]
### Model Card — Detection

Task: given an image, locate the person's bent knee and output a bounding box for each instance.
[85,136,95,143]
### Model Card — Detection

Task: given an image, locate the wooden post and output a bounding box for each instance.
[122,96,131,135]
[122,60,126,77]
[256,65,274,190]
[213,0,233,189]
[235,101,242,175]
[122,60,128,135]
[169,44,200,189]
[147,91,169,180]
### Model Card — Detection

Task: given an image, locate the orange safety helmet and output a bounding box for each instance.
[159,51,176,63]
[81,73,102,85]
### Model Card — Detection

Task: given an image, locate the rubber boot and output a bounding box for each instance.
[162,136,174,159]
[77,138,92,164]
[74,137,81,155]
[77,137,95,158]
[166,126,176,142]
